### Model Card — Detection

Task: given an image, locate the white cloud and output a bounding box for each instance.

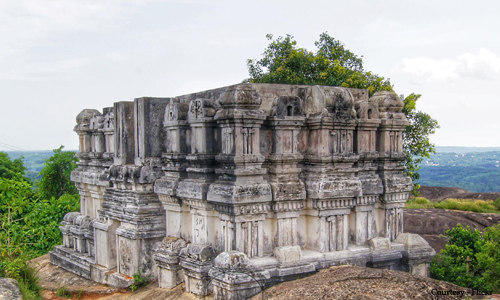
[0,0,164,79]
[398,48,500,83]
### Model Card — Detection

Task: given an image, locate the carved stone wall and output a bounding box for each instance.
[50,83,434,298]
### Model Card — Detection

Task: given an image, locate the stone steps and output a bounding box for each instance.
[49,246,95,279]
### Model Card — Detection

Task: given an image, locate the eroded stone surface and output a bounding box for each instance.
[50,83,434,299]
[0,278,22,300]
[249,265,472,300]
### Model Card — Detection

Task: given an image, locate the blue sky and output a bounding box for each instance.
[0,0,499,150]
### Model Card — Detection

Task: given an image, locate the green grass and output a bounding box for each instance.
[406,197,500,214]
[56,286,72,298]
[17,263,42,300]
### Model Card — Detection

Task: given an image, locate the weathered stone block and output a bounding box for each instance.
[52,83,435,299]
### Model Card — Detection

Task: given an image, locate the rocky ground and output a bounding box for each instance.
[403,186,500,253]
[29,254,198,300]
[31,255,499,300]
[250,265,487,300]
[404,208,500,252]
[419,186,500,202]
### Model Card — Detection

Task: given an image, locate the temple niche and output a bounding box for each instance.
[50,83,435,299]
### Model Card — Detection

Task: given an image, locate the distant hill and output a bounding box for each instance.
[4,147,499,193]
[418,149,500,193]
[4,150,55,182]
[436,146,500,153]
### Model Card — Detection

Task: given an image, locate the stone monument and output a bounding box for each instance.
[50,83,435,299]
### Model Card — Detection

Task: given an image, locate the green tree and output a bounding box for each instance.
[431,223,500,293]
[0,154,79,298]
[402,93,439,193]
[246,33,438,192]
[38,146,78,200]
[0,152,27,181]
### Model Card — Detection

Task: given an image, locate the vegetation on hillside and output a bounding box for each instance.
[418,151,500,192]
[5,151,54,184]
[431,223,500,293]
[406,197,500,214]
[0,147,79,299]
[246,33,439,195]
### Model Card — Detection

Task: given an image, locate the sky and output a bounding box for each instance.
[0,0,499,151]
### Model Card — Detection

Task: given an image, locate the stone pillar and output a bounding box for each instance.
[210,251,267,300]
[352,101,382,245]
[85,220,96,258]
[133,97,169,165]
[74,109,100,172]
[207,84,272,258]
[322,207,351,252]
[302,88,361,252]
[153,236,187,289]
[176,98,219,248]
[113,101,135,166]
[179,244,216,297]
[71,215,91,254]
[103,181,165,279]
[371,91,413,242]
[87,185,105,220]
[266,96,306,250]
[89,112,105,156]
[59,212,80,249]
[395,233,436,277]
[93,218,120,270]
[353,196,377,245]
[103,107,115,162]
[154,100,190,240]
[379,202,405,241]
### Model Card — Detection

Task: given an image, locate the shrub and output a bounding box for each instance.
[130,270,150,291]
[56,286,72,298]
[431,223,500,293]
[494,197,500,211]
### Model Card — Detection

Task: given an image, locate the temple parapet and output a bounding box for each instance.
[50,83,434,299]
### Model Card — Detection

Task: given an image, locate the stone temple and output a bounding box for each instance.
[50,83,436,299]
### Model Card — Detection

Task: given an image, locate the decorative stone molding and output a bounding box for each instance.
[50,83,433,299]
[153,236,188,289]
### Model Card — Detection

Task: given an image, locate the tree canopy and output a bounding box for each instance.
[0,152,27,181]
[38,146,78,200]
[246,33,439,193]
[431,223,500,293]
[0,147,79,298]
[247,33,393,96]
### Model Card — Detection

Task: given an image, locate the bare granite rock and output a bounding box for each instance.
[0,278,22,300]
[419,186,500,202]
[250,265,473,300]
[404,208,500,252]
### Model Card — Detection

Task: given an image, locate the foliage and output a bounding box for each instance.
[431,223,500,292]
[16,263,42,300]
[246,33,438,191]
[402,94,439,195]
[56,286,72,298]
[0,146,80,298]
[5,150,54,184]
[405,197,499,214]
[418,151,500,193]
[0,151,27,181]
[130,270,150,291]
[246,33,392,96]
[38,146,78,200]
